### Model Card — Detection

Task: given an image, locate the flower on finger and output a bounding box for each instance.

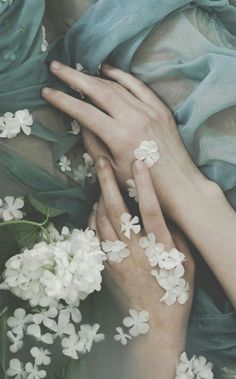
[7,308,32,335]
[140,234,165,267]
[123,309,149,337]
[59,155,72,172]
[0,196,24,221]
[114,327,132,346]
[120,213,141,240]
[126,179,138,202]
[6,359,26,379]
[30,347,51,366]
[134,140,160,168]
[78,324,105,352]
[102,240,130,264]
[25,362,46,379]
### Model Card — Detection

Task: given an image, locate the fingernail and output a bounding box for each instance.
[96,157,107,170]
[42,87,53,96]
[133,159,144,173]
[50,60,62,70]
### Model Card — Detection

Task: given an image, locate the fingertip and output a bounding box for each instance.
[41,87,54,98]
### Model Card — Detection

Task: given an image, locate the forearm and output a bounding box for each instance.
[152,166,236,308]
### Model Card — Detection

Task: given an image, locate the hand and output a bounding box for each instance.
[42,61,210,220]
[89,156,195,345]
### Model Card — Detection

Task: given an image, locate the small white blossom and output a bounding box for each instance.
[25,362,46,379]
[120,213,141,239]
[59,306,82,324]
[68,120,81,135]
[32,307,58,327]
[102,240,130,264]
[73,152,96,185]
[0,196,24,221]
[7,308,32,335]
[61,333,85,359]
[59,155,72,172]
[193,356,214,379]
[123,309,149,337]
[7,330,23,353]
[41,25,48,52]
[153,270,189,306]
[78,324,105,352]
[14,109,33,135]
[140,234,165,267]
[158,248,186,277]
[114,327,132,346]
[6,359,26,379]
[134,140,160,168]
[175,353,214,379]
[0,112,20,138]
[30,347,51,366]
[45,312,75,338]
[126,179,138,202]
[26,324,53,345]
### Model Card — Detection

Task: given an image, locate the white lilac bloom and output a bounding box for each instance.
[123,309,149,337]
[41,25,48,53]
[14,109,33,135]
[7,330,23,353]
[102,240,130,264]
[68,119,81,135]
[32,307,58,327]
[134,140,160,168]
[126,179,138,202]
[114,327,132,346]
[30,347,51,366]
[25,362,46,379]
[78,324,105,352]
[59,155,72,172]
[193,356,214,379]
[0,196,24,221]
[26,324,53,345]
[61,334,85,359]
[120,213,141,240]
[7,308,32,335]
[6,359,26,379]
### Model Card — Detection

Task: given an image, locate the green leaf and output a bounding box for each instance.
[5,223,40,249]
[0,311,8,378]
[63,358,89,379]
[28,194,66,218]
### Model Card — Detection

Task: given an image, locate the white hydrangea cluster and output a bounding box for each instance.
[139,233,190,306]
[175,352,214,379]
[0,109,33,139]
[0,228,105,308]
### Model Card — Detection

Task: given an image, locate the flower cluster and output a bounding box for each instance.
[102,240,130,264]
[175,352,214,379]
[0,109,33,139]
[114,309,150,346]
[134,140,160,168]
[0,196,24,221]
[0,228,105,307]
[139,233,189,306]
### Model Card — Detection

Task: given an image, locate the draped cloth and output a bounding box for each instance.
[1,0,236,372]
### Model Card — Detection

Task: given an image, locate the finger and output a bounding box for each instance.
[82,128,112,162]
[132,160,174,250]
[97,198,118,241]
[96,156,134,241]
[49,61,130,118]
[102,64,166,110]
[42,87,115,144]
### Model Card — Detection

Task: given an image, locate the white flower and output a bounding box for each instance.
[126,179,138,202]
[102,240,130,264]
[26,324,53,345]
[25,362,46,379]
[140,234,165,267]
[7,308,32,335]
[0,112,20,138]
[176,352,195,378]
[0,196,24,221]
[73,152,96,185]
[134,140,160,168]
[69,120,81,135]
[120,213,141,239]
[14,109,33,135]
[6,359,26,379]
[45,312,75,338]
[32,307,58,326]
[59,155,72,172]
[193,356,214,379]
[123,309,149,337]
[78,324,105,352]
[7,330,23,353]
[114,327,132,346]
[153,270,189,306]
[41,25,48,52]
[30,347,51,366]
[61,333,85,359]
[158,248,186,276]
[59,306,82,324]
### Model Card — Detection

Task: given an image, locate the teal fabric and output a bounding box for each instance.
[1,0,236,368]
